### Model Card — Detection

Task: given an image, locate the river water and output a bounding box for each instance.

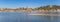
[0,12,60,22]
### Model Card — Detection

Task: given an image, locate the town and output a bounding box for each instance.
[0,5,60,12]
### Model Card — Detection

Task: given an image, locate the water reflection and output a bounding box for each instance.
[27,16,60,22]
[0,12,60,22]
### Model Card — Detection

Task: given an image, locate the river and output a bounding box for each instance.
[0,12,60,22]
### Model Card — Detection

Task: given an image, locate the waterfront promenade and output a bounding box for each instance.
[0,9,59,16]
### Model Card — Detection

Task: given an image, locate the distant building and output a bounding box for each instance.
[57,9,60,12]
[26,8,32,12]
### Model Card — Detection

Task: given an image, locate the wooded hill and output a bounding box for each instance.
[35,5,60,10]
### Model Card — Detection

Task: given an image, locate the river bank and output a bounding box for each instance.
[0,11,60,16]
[28,14,60,16]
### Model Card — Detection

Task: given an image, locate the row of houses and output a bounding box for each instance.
[0,8,60,12]
[0,8,32,12]
[33,9,60,12]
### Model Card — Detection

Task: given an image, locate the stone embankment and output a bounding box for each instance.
[28,14,60,16]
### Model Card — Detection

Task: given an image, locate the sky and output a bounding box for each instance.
[0,0,60,8]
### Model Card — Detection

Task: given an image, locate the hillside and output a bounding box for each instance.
[35,5,60,10]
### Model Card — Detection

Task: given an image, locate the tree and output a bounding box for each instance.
[35,5,60,10]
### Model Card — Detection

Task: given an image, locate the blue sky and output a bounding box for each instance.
[0,0,60,8]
